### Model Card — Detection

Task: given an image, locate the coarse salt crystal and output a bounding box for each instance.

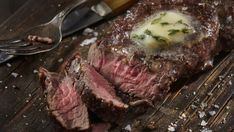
[201,120,208,126]
[6,63,12,67]
[198,111,206,118]
[33,70,38,74]
[58,58,64,63]
[83,28,94,35]
[11,72,19,78]
[201,128,212,132]
[208,111,216,116]
[80,37,97,46]
[213,104,219,109]
[200,102,207,109]
[124,124,131,131]
[182,7,188,11]
[168,126,175,132]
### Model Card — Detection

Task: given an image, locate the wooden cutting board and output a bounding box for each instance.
[0,0,233,131]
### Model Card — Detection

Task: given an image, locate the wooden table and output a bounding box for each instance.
[0,0,233,131]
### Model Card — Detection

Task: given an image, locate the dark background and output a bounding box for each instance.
[0,0,28,23]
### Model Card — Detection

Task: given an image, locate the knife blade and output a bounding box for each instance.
[0,0,137,64]
[62,1,112,37]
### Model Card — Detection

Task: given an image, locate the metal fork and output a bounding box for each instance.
[0,0,100,55]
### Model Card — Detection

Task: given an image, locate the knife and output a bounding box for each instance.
[0,0,137,64]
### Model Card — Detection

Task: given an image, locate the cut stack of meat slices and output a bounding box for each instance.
[39,0,234,131]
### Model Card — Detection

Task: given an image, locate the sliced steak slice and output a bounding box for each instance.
[80,63,129,122]
[39,68,89,130]
[88,43,184,102]
[88,0,219,102]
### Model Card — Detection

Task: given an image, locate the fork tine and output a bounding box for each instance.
[0,45,54,55]
[0,40,31,48]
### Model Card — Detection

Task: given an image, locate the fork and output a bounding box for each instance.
[0,0,100,55]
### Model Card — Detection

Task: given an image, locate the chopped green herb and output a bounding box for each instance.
[144,29,168,43]
[168,29,180,36]
[144,29,153,36]
[177,20,183,24]
[176,19,189,27]
[160,12,167,17]
[160,22,170,26]
[181,28,191,34]
[151,18,161,24]
[132,34,146,40]
[151,12,167,24]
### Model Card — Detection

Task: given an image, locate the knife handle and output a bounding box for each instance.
[104,0,138,15]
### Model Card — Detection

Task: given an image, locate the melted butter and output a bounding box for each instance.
[131,11,195,49]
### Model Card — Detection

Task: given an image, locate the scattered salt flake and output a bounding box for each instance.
[189,129,192,132]
[218,76,224,81]
[41,120,46,124]
[33,69,38,74]
[179,113,187,120]
[5,86,8,89]
[124,124,131,131]
[198,3,205,6]
[226,106,230,109]
[200,102,207,109]
[80,37,97,46]
[201,120,208,126]
[191,104,197,109]
[23,115,27,118]
[25,100,29,103]
[25,123,29,126]
[213,104,219,109]
[198,111,206,118]
[72,36,78,40]
[213,1,219,6]
[58,58,64,63]
[0,80,2,84]
[12,85,16,88]
[208,111,216,116]
[168,125,175,132]
[193,92,196,95]
[222,118,227,124]
[207,92,213,96]
[57,4,61,7]
[228,80,232,86]
[11,72,19,78]
[28,94,32,97]
[83,28,94,35]
[6,63,12,67]
[182,7,188,11]
[93,32,99,37]
[227,16,232,23]
[201,128,212,132]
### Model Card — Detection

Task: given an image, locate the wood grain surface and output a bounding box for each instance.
[0,0,233,132]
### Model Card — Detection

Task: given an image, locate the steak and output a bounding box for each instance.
[39,68,89,130]
[88,0,220,102]
[39,0,233,129]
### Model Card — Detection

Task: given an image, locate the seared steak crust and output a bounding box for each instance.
[80,63,128,122]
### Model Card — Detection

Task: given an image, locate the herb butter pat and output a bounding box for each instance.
[131,11,195,49]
